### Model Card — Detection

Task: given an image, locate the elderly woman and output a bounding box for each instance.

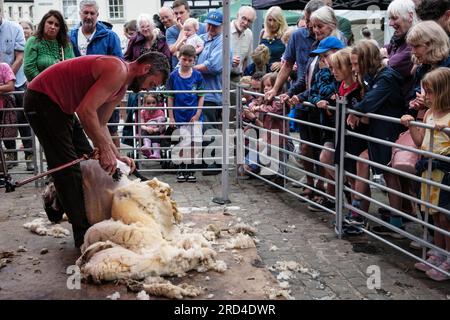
[288,5,345,206]
[406,21,450,116]
[124,13,171,62]
[24,10,75,82]
[259,6,287,72]
[380,0,420,228]
[382,0,419,96]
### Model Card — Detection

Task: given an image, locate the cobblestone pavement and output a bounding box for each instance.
[1,165,450,300]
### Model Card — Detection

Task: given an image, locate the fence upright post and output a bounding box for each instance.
[235,84,243,182]
[422,128,435,260]
[335,96,347,239]
[213,0,231,205]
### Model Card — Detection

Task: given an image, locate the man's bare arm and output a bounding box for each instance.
[265,60,294,101]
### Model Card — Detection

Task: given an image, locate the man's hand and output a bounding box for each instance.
[117,155,136,173]
[99,146,118,175]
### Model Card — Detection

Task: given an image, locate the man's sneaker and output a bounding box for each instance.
[177,172,186,183]
[371,225,405,239]
[186,172,197,183]
[307,197,335,212]
[410,236,434,250]
[426,260,450,281]
[415,254,445,272]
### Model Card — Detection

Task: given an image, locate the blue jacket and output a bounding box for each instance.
[69,21,123,57]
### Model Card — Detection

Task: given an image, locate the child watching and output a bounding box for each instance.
[243,44,270,76]
[140,93,166,159]
[166,44,205,183]
[249,72,288,184]
[401,67,450,281]
[328,47,370,234]
[0,62,17,170]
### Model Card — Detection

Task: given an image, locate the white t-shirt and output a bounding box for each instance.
[77,29,96,56]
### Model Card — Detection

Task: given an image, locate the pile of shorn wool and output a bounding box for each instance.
[76,161,226,297]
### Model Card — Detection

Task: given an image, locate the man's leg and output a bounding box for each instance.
[24,90,91,247]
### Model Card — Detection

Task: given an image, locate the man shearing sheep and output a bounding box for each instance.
[23,51,170,247]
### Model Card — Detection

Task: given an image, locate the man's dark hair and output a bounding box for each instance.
[36,10,69,47]
[136,51,170,83]
[417,0,450,21]
[179,44,196,58]
[305,0,325,15]
[251,71,264,82]
[172,0,190,11]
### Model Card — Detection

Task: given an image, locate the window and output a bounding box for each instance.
[62,0,78,20]
[29,5,33,19]
[8,6,12,19]
[18,7,23,19]
[109,0,124,20]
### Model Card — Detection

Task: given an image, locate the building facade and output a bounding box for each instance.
[3,0,34,22]
[19,1,161,39]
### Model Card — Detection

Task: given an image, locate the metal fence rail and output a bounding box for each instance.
[236,87,450,278]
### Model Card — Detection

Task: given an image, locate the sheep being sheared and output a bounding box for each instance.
[75,160,226,285]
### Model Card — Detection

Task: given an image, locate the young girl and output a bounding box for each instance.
[140,93,166,159]
[351,40,406,236]
[328,48,370,232]
[249,72,288,180]
[401,67,450,281]
[0,62,17,170]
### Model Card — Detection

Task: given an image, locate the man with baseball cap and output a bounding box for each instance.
[194,10,231,174]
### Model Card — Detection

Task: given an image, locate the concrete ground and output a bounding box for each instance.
[1,158,450,300]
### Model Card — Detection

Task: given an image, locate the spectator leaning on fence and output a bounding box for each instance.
[406,21,450,120]
[381,0,419,225]
[350,40,407,237]
[282,4,344,204]
[266,0,324,101]
[329,47,370,235]
[401,67,450,282]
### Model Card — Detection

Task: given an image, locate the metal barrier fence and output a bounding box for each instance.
[236,88,450,278]
[2,87,449,277]
[1,89,237,203]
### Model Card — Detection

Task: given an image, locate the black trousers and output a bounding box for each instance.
[24,89,92,232]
